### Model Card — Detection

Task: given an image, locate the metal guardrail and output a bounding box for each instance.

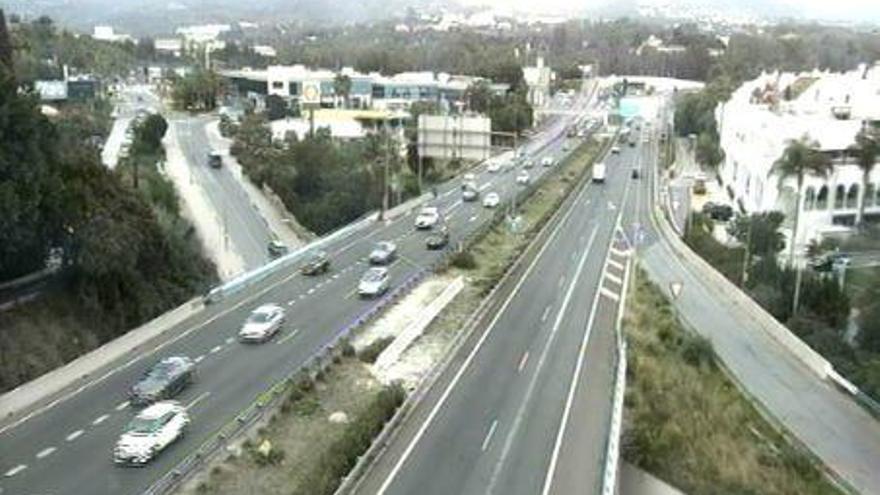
[144,125,582,495]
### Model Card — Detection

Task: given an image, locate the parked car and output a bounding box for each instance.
[358,267,390,298]
[369,241,397,265]
[300,251,330,275]
[267,240,288,259]
[701,202,734,222]
[482,192,500,208]
[810,252,851,273]
[208,152,223,169]
[130,357,195,406]
[238,304,285,343]
[415,206,441,229]
[426,228,450,250]
[114,401,189,466]
[516,170,530,185]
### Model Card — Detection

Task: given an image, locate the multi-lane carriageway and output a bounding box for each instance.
[0,88,597,495]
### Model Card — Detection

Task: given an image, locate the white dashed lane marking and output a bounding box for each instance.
[36,447,56,459]
[194,355,205,364]
[115,401,129,411]
[4,464,26,477]
[92,414,110,426]
[225,337,234,344]
[66,430,84,442]
[210,345,222,354]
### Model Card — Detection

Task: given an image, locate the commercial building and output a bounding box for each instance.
[716,63,880,251]
[221,65,508,113]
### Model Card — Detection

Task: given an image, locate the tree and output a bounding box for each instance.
[727,211,786,259]
[848,127,880,228]
[265,94,288,121]
[0,9,13,70]
[769,136,832,267]
[134,114,168,153]
[171,70,222,112]
[333,74,352,109]
[695,131,724,169]
[465,80,493,114]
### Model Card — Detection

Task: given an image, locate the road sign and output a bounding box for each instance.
[669,281,683,300]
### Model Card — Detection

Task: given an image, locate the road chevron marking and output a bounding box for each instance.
[600,286,620,302]
[4,464,26,477]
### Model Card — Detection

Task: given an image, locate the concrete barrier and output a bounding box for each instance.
[0,296,204,428]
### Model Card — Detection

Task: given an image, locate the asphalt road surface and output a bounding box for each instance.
[0,87,595,495]
[169,115,274,271]
[353,116,641,495]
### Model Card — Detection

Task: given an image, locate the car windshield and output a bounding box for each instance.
[248,311,271,323]
[376,242,391,252]
[364,269,385,282]
[126,415,164,435]
[147,360,176,380]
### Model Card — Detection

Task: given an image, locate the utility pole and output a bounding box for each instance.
[741,215,753,286]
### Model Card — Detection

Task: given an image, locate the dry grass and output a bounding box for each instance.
[178,360,385,495]
[622,269,844,495]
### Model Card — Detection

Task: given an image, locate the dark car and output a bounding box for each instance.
[268,240,288,259]
[208,152,223,169]
[130,357,195,405]
[301,251,330,275]
[462,186,479,202]
[809,252,851,273]
[426,228,450,250]
[701,202,734,222]
[631,168,640,179]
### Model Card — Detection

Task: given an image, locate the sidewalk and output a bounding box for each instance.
[204,120,311,250]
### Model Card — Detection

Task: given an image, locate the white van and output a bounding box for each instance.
[592,162,607,183]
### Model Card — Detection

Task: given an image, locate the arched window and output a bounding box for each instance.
[803,186,816,211]
[834,185,846,209]
[847,184,860,209]
[866,183,876,208]
[817,185,829,210]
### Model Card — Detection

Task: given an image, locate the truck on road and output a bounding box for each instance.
[592,162,606,183]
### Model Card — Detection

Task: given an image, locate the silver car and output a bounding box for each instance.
[359,267,390,298]
[369,241,397,265]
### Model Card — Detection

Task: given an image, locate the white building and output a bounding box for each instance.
[253,45,277,58]
[155,38,183,57]
[522,56,554,108]
[716,63,880,251]
[92,26,132,43]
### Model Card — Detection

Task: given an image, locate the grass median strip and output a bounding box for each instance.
[622,268,844,495]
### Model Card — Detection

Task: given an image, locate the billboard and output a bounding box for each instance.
[418,115,491,161]
[301,80,321,105]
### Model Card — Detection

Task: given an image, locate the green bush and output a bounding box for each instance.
[449,250,478,270]
[358,337,394,364]
[680,334,715,368]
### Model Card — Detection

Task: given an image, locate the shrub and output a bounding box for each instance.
[292,396,321,417]
[358,337,394,364]
[680,333,715,368]
[450,250,478,270]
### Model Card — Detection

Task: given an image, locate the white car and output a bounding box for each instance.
[463,173,476,183]
[359,267,390,298]
[482,192,500,208]
[516,171,530,185]
[415,206,441,229]
[611,145,621,154]
[487,162,501,173]
[541,156,555,167]
[238,304,285,343]
[114,401,189,465]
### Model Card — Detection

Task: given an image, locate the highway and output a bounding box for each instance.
[0,87,593,495]
[351,115,641,495]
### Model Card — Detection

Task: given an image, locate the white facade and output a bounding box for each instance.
[522,56,554,108]
[155,38,183,57]
[716,63,880,250]
[92,26,132,43]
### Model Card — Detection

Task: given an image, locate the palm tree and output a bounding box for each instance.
[333,74,352,109]
[849,126,880,228]
[769,136,833,267]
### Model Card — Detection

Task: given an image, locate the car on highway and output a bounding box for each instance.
[611,145,621,154]
[462,185,479,202]
[463,173,476,183]
[523,159,534,169]
[113,401,189,466]
[487,162,501,173]
[208,151,223,169]
[300,251,330,275]
[426,227,450,250]
[482,192,500,208]
[593,163,607,183]
[516,170,530,185]
[631,168,640,179]
[415,206,441,229]
[359,267,390,298]
[369,241,397,265]
[541,156,555,167]
[238,304,285,343]
[130,356,195,405]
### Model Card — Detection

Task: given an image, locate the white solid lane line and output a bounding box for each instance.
[194,355,205,364]
[186,391,211,410]
[481,420,499,452]
[92,414,110,426]
[4,464,26,477]
[541,306,552,323]
[275,329,299,346]
[66,430,84,442]
[115,401,129,411]
[36,447,56,459]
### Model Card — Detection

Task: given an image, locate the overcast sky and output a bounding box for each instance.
[460,0,880,22]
